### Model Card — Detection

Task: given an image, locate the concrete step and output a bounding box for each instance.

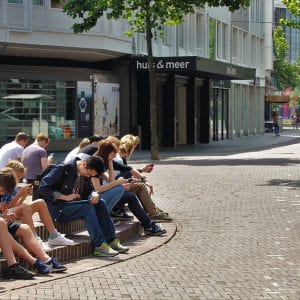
[0,219,142,275]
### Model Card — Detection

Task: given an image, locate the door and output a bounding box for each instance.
[175,84,187,145]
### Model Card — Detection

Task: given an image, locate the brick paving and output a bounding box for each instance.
[1,131,300,299]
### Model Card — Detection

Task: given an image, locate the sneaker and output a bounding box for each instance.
[151,212,173,223]
[93,242,119,257]
[110,210,134,221]
[46,257,67,273]
[33,259,52,275]
[48,234,75,246]
[2,263,35,280]
[109,239,129,253]
[144,223,167,236]
[36,236,52,252]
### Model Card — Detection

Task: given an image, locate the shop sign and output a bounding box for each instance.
[136,57,194,71]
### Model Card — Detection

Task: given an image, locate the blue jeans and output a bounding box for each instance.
[57,199,115,248]
[101,185,124,212]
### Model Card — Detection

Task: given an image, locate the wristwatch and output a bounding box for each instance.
[79,91,87,113]
[79,91,87,121]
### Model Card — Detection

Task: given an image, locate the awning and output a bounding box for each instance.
[266,95,290,103]
[132,55,256,80]
[2,94,53,100]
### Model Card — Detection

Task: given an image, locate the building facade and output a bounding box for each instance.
[0,0,273,150]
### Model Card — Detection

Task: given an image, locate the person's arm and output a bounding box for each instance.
[90,175,127,193]
[107,160,115,182]
[39,164,79,202]
[41,156,50,171]
[9,185,32,208]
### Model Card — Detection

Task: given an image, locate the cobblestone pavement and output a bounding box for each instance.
[1,131,300,299]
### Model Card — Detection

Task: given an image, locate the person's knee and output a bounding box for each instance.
[22,203,32,215]
[31,199,47,211]
[0,218,7,228]
[15,223,31,237]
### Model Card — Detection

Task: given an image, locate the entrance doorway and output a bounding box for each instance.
[175,84,187,145]
[211,88,229,141]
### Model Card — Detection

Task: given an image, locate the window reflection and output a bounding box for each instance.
[0,79,76,143]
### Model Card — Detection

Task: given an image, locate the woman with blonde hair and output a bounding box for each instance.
[112,135,172,222]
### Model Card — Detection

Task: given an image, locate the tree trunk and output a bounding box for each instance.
[145,17,159,160]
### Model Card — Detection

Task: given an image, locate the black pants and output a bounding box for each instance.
[117,192,152,228]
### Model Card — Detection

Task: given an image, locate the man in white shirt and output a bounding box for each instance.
[0,132,29,168]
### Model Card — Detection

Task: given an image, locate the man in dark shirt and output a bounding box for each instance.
[39,156,128,257]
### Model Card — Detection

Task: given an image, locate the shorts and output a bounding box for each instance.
[7,221,21,238]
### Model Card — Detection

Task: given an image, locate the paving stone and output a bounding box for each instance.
[1,131,300,299]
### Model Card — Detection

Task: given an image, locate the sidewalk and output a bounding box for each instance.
[52,129,300,164]
[130,129,300,161]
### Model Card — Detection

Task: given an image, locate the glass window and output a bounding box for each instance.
[33,0,44,6]
[51,0,67,8]
[8,0,22,4]
[178,23,184,49]
[0,79,77,143]
[196,13,204,51]
[209,18,216,60]
[189,13,195,50]
[232,27,238,60]
[162,25,172,46]
[242,31,248,65]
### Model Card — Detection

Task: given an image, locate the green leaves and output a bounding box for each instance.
[280,0,300,29]
[273,26,300,90]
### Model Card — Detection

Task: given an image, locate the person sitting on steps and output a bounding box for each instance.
[38,155,129,257]
[2,160,75,251]
[0,168,67,276]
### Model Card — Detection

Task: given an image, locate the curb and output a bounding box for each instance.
[0,222,177,294]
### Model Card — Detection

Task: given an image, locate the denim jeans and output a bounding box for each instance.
[118,192,152,228]
[57,199,115,248]
[101,185,124,212]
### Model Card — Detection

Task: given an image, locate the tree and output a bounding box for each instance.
[273,26,299,90]
[280,0,300,29]
[62,0,250,160]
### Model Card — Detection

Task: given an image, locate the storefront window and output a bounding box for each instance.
[0,79,76,142]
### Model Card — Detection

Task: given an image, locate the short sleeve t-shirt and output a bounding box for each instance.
[0,188,17,205]
[22,144,47,180]
[0,141,24,168]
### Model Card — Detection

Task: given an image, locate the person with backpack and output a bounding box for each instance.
[38,156,129,257]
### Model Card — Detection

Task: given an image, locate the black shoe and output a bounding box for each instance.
[110,210,134,221]
[2,263,35,280]
[144,223,167,236]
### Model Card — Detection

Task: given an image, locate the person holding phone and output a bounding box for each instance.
[2,160,75,250]
[113,135,172,222]
[38,156,129,257]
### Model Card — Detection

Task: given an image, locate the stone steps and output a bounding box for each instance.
[0,218,142,275]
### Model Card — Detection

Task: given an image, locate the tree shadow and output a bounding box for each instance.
[258,178,300,188]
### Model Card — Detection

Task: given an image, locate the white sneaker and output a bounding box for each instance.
[36,236,52,252]
[48,234,75,246]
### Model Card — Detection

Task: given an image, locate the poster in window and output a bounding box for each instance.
[94,80,120,136]
[77,81,93,138]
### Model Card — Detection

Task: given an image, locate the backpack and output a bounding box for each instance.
[32,163,66,200]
